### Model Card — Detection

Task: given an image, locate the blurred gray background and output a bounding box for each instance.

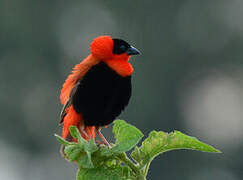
[1,0,243,179]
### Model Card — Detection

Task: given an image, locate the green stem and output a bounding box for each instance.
[118,153,139,174]
[117,153,146,180]
[138,174,146,180]
[144,161,151,177]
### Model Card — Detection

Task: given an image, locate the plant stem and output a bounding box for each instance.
[118,153,139,174]
[144,161,151,177]
[117,153,146,179]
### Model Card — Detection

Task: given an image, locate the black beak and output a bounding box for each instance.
[126,46,140,55]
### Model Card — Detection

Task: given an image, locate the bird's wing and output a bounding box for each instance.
[59,55,100,125]
[59,81,80,125]
[60,55,99,105]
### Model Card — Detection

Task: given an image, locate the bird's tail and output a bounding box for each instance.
[62,105,95,142]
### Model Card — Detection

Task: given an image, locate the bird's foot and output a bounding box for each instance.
[79,125,92,140]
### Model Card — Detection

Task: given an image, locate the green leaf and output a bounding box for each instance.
[90,146,115,167]
[59,126,100,168]
[76,166,129,180]
[166,131,221,153]
[79,139,98,168]
[136,130,221,166]
[54,134,72,146]
[76,152,94,168]
[131,146,141,163]
[69,148,81,162]
[99,145,113,157]
[84,139,98,154]
[121,166,130,179]
[69,126,86,145]
[55,121,221,180]
[112,120,144,153]
[64,144,78,157]
[63,144,83,163]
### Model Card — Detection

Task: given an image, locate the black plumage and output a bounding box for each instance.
[72,61,132,126]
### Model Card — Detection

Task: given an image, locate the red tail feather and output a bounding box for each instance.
[62,105,95,141]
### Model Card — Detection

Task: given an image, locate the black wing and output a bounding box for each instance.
[59,81,80,125]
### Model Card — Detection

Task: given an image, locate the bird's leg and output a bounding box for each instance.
[79,124,90,140]
[95,127,111,148]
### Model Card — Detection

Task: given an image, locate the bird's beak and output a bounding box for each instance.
[126,46,140,55]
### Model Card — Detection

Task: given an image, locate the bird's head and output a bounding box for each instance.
[90,36,140,61]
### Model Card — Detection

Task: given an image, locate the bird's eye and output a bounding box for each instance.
[119,45,126,52]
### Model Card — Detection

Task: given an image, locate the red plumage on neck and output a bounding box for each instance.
[90,35,134,77]
[104,55,133,77]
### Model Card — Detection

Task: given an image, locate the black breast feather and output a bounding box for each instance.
[72,61,132,126]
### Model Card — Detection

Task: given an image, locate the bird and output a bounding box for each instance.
[59,35,140,148]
